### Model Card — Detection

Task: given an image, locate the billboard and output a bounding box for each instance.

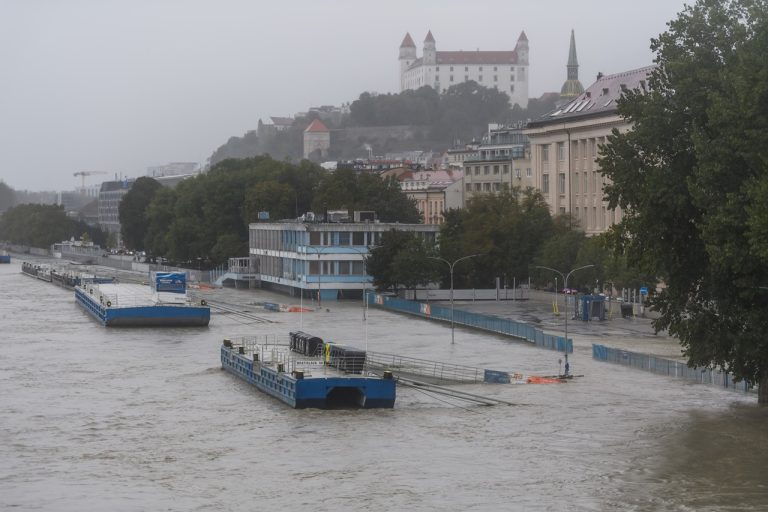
[151,272,187,293]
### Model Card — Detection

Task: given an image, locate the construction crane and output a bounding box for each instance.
[73,171,108,191]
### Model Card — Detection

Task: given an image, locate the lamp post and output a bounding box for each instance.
[348,245,379,355]
[535,264,595,375]
[428,254,482,344]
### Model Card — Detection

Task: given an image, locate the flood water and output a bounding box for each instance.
[1,261,766,511]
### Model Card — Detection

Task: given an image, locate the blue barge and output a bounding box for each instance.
[75,271,210,327]
[221,333,396,409]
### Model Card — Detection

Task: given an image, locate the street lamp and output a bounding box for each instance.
[428,254,482,344]
[348,244,379,354]
[535,264,595,376]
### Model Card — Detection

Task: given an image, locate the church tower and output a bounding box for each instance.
[560,29,585,100]
[399,32,417,91]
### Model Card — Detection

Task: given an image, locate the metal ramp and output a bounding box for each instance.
[364,351,489,385]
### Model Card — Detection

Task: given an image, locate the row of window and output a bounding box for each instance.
[466,182,509,192]
[468,165,532,177]
[540,171,603,195]
[438,66,517,72]
[541,137,606,162]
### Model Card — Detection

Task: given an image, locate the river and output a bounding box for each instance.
[1,261,766,511]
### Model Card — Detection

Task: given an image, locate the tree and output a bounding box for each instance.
[599,0,768,402]
[0,204,87,248]
[119,177,161,250]
[367,230,436,293]
[0,181,15,211]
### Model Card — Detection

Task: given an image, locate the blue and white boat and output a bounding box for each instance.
[221,332,396,409]
[75,271,210,327]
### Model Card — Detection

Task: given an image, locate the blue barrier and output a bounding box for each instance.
[368,293,573,353]
[592,344,756,394]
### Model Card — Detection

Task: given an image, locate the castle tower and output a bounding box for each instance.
[423,30,436,65]
[515,31,528,65]
[560,29,584,100]
[399,33,417,91]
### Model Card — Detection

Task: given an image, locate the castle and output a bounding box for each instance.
[399,30,529,108]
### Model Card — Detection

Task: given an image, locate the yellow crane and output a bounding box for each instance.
[73,171,108,190]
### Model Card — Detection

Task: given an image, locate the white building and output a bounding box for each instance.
[399,31,529,108]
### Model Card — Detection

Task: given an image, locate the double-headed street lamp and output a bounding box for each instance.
[535,264,595,375]
[428,254,482,344]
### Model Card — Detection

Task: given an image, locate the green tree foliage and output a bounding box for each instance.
[598,0,768,401]
[144,156,324,265]
[118,177,161,251]
[366,230,437,293]
[311,169,420,223]
[0,204,105,248]
[0,181,15,211]
[350,87,440,126]
[439,188,553,288]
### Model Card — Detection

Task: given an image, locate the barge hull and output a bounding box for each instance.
[221,346,395,409]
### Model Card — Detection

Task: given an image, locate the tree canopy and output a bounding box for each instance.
[119,177,162,251]
[0,203,106,248]
[599,0,768,401]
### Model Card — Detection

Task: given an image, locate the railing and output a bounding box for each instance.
[592,344,757,394]
[368,293,572,353]
[365,351,486,383]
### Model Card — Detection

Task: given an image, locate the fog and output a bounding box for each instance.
[0,0,690,191]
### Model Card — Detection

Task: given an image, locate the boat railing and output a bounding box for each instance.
[364,351,486,384]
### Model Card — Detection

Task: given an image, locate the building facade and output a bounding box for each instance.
[249,220,440,300]
[303,119,331,160]
[399,31,529,108]
[525,66,654,235]
[98,179,135,242]
[462,123,533,205]
[396,169,462,224]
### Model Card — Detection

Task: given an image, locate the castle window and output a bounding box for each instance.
[494,75,498,82]
[494,66,497,71]
[479,66,483,71]
[450,75,454,82]
[450,66,454,71]
[479,75,483,81]
[518,68,526,80]
[510,85,515,93]
[465,66,468,71]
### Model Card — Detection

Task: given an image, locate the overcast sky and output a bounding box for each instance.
[0,0,691,192]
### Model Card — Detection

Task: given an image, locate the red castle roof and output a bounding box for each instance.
[304,119,329,133]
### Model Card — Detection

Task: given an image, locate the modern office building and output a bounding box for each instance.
[249,219,440,300]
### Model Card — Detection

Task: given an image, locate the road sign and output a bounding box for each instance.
[640,287,648,295]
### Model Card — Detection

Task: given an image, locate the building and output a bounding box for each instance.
[560,30,585,102]
[303,119,331,160]
[462,123,532,205]
[98,179,135,243]
[146,162,200,178]
[525,66,654,235]
[249,220,440,300]
[399,30,529,108]
[394,169,463,224]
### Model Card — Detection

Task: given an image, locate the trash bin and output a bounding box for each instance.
[620,303,633,318]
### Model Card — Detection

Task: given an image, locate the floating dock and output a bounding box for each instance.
[75,271,210,327]
[221,333,396,409]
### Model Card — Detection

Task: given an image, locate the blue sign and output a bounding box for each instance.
[258,211,270,220]
[640,287,648,295]
[152,272,186,293]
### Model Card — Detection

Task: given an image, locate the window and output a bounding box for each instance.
[558,142,566,161]
[465,66,468,71]
[450,75,454,82]
[542,174,549,193]
[466,183,472,191]
[510,74,515,81]
[483,183,491,191]
[479,66,483,71]
[519,67,526,80]
[494,75,498,82]
[484,165,490,175]
[542,146,549,162]
[503,165,510,174]
[436,67,439,72]
[474,183,482,191]
[493,165,499,175]
[584,173,588,193]
[450,66,454,71]
[526,168,532,178]
[510,84,515,93]
[574,172,579,193]
[493,183,500,191]
[474,166,480,175]
[560,207,566,215]
[479,75,483,82]
[559,173,565,194]
[493,66,498,71]
[515,168,521,178]
[465,75,469,81]
[592,138,597,157]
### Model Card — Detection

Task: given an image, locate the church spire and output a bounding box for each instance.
[560,29,584,100]
[567,29,579,80]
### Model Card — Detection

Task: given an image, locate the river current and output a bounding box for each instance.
[1,261,766,511]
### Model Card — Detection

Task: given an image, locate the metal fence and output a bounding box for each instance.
[367,293,572,353]
[592,344,756,394]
